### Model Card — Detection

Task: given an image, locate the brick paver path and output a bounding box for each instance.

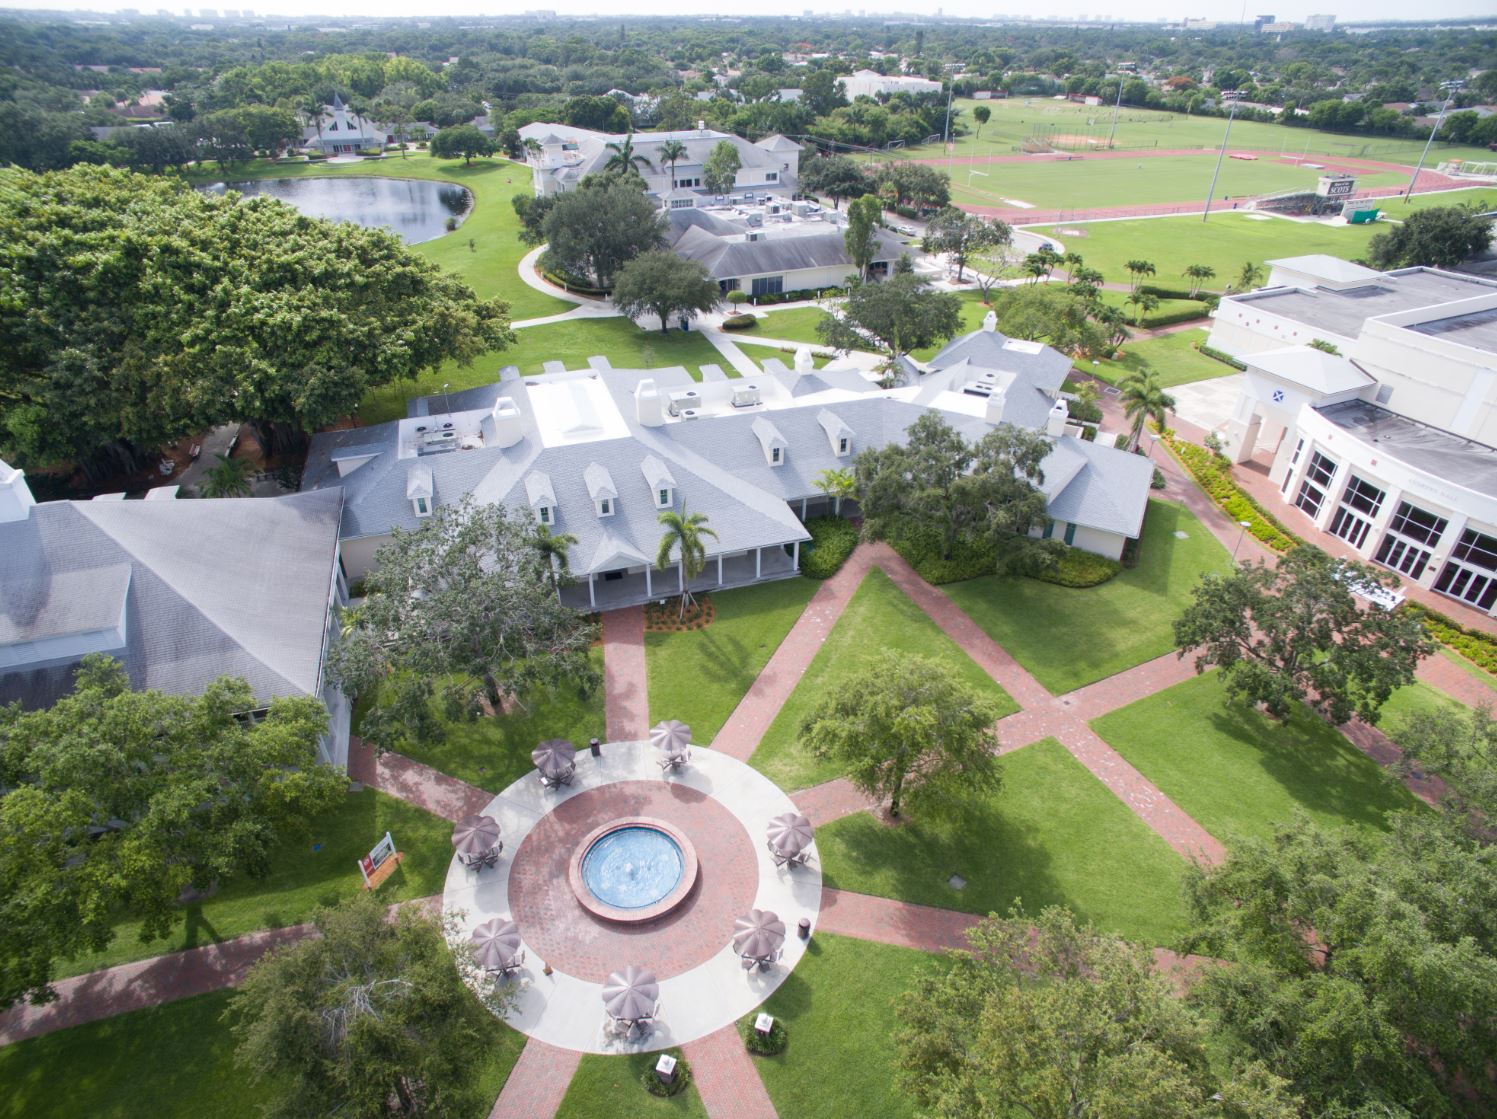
[489,1037,582,1119]
[792,777,877,827]
[603,606,649,741]
[349,737,493,823]
[683,1024,781,1119]
[1416,653,1497,708]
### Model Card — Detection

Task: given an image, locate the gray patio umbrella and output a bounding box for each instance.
[470,919,523,970]
[650,719,692,758]
[532,738,577,778]
[731,909,786,959]
[766,811,814,855]
[602,966,660,1021]
[451,814,501,857]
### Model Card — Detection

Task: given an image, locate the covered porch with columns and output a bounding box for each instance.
[560,542,801,612]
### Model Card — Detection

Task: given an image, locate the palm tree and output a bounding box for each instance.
[523,137,542,162]
[603,132,653,178]
[1119,369,1176,453]
[657,139,687,189]
[1182,263,1216,298]
[1061,250,1085,283]
[1124,289,1160,325]
[532,525,578,594]
[1232,260,1266,293]
[656,505,718,620]
[812,466,858,516]
[1124,259,1156,293]
[200,453,252,498]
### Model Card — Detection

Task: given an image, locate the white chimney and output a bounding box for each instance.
[490,396,524,448]
[1046,398,1069,437]
[635,378,664,427]
[984,389,1007,425]
[0,459,36,523]
[794,346,814,374]
[982,310,998,332]
[697,119,706,133]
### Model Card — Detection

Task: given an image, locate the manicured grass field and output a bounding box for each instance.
[556,1051,708,1118]
[943,501,1232,695]
[363,649,607,792]
[189,153,569,320]
[817,738,1191,945]
[1029,211,1387,291]
[750,567,1017,793]
[733,337,834,368]
[57,788,453,978]
[1090,672,1423,847]
[646,579,820,744]
[1085,326,1237,389]
[735,305,834,345]
[749,933,935,1119]
[0,989,525,1119]
[358,318,728,424]
[1096,287,1209,329]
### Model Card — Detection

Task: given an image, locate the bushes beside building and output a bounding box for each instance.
[799,516,859,578]
[1163,435,1300,554]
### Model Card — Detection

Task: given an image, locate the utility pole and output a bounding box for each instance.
[942,84,954,148]
[1106,74,1124,148]
[1201,96,1240,223]
[1404,80,1465,201]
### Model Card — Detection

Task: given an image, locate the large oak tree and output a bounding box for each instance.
[0,166,514,475]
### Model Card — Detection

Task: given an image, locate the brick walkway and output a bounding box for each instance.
[489,1037,582,1119]
[1416,653,1497,709]
[603,606,649,741]
[792,777,877,827]
[349,737,493,823]
[683,1024,780,1119]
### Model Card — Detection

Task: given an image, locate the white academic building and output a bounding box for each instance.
[1209,255,1497,615]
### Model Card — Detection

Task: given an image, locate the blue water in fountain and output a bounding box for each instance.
[581,827,684,910]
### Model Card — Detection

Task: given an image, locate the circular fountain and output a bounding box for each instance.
[568,817,699,923]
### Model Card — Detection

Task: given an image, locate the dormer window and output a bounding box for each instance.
[414,496,430,517]
[657,487,672,508]
[818,409,855,458]
[753,418,788,467]
[538,505,553,525]
[406,464,434,519]
[598,497,613,517]
[771,447,783,465]
[584,462,618,520]
[838,436,850,456]
[640,455,677,511]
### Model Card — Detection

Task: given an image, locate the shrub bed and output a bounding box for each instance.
[1163,436,1299,553]
[751,285,842,306]
[800,516,860,579]
[1140,305,1211,328]
[641,1050,692,1098]
[888,523,998,585]
[1196,342,1248,371]
[644,594,715,631]
[1028,546,1122,588]
[742,1016,789,1056]
[1401,603,1497,676]
[721,312,758,330]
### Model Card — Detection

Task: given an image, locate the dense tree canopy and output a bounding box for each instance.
[610,250,721,333]
[1367,204,1494,270]
[1174,548,1433,725]
[816,273,963,366]
[540,174,666,286]
[429,123,496,164]
[0,656,344,1008]
[0,166,513,474]
[921,206,1012,282]
[231,893,509,1118]
[328,499,598,753]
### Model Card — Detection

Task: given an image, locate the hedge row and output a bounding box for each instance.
[1163,436,1300,554]
[799,516,860,579]
[720,313,757,330]
[888,523,998,585]
[1400,603,1497,676]
[1028,547,1122,588]
[540,268,609,296]
[750,286,842,306]
[1139,305,1212,329]
[1196,343,1248,371]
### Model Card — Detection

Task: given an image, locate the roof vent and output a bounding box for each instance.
[679,408,700,421]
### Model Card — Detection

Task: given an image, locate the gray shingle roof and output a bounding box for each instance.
[0,489,342,710]
[673,225,903,281]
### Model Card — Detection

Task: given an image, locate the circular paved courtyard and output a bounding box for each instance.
[442,740,822,1054]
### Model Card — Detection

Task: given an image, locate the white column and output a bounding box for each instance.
[717,554,724,586]
[792,541,800,569]
[801,497,808,518]
[679,561,685,593]
[755,548,762,578]
[645,565,653,597]
[588,573,596,609]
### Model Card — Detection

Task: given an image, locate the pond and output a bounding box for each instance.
[203,175,472,244]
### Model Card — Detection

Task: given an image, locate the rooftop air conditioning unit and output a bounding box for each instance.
[666,389,700,417]
[962,381,995,398]
[746,231,763,242]
[745,212,763,227]
[731,383,762,408]
[679,408,700,421]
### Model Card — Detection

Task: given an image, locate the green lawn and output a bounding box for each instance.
[646,579,820,744]
[735,305,834,345]
[0,988,525,1119]
[909,289,996,361]
[750,567,1017,793]
[1091,672,1423,847]
[1082,326,1237,389]
[189,153,569,320]
[943,500,1232,695]
[817,738,1190,945]
[1096,287,1210,329]
[557,1051,708,1118]
[57,788,453,978]
[750,933,933,1119]
[1029,211,1389,291]
[358,318,728,424]
[733,337,834,368]
[1434,646,1497,694]
[360,649,607,792]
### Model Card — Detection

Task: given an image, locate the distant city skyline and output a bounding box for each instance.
[2,0,1492,23]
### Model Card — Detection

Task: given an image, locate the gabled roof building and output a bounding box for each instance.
[304,319,1154,611]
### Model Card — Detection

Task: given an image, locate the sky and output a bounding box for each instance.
[3,0,1491,24]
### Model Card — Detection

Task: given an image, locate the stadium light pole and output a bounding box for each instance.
[1106,74,1124,149]
[1201,96,1240,223]
[1404,80,1465,201]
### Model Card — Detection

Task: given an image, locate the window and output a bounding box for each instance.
[770,447,783,465]
[1063,522,1077,546]
[765,171,778,182]
[1293,450,1337,520]
[719,278,739,294]
[673,177,701,189]
[1327,475,1385,550]
[838,436,850,456]
[1281,439,1305,495]
[670,197,694,209]
[1434,528,1497,611]
[1373,501,1448,581]
[1387,501,1448,547]
[751,275,784,297]
[598,498,613,517]
[414,496,430,517]
[538,505,552,525]
[657,488,671,508]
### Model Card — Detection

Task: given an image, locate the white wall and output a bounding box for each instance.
[340,534,390,583]
[1207,298,1357,356]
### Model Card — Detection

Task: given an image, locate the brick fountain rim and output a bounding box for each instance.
[566,816,700,923]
